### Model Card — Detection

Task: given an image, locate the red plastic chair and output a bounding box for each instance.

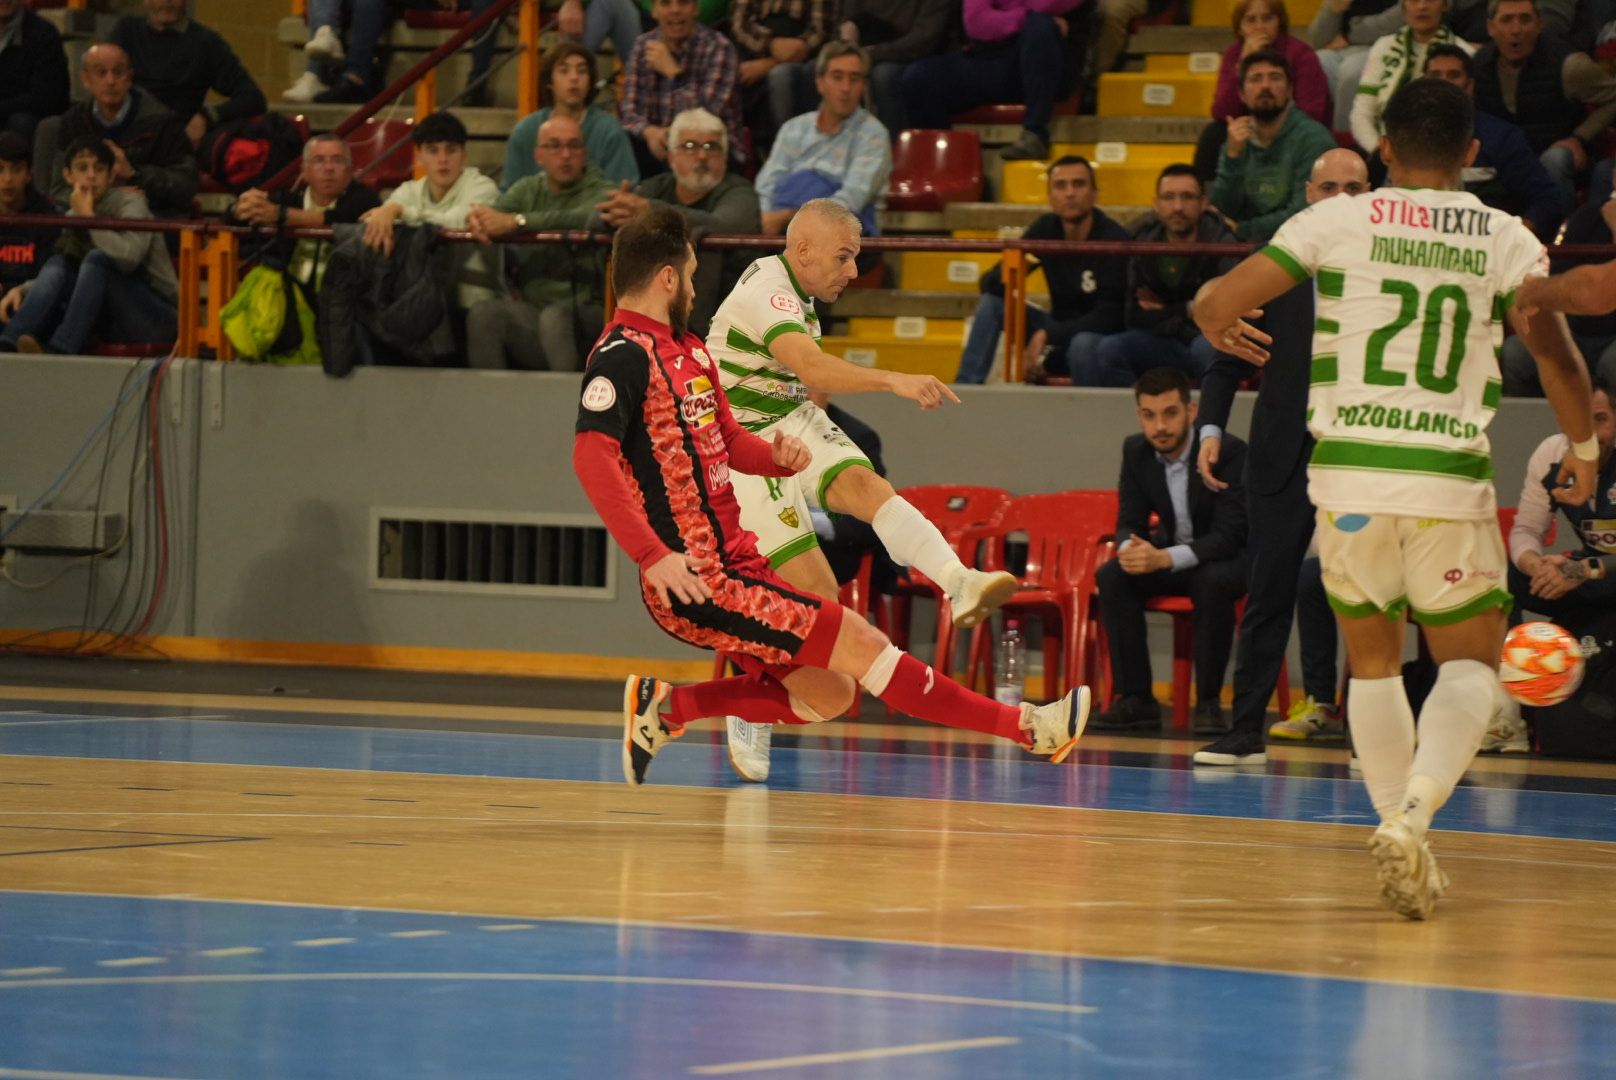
[951,90,1082,127]
[347,118,416,189]
[964,490,1119,701]
[886,130,984,212]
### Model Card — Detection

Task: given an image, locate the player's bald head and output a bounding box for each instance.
[783,199,863,301]
[785,199,861,250]
[1306,147,1370,204]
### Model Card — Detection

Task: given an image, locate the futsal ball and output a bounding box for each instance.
[1500,622,1585,707]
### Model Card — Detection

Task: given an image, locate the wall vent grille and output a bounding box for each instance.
[372,510,613,598]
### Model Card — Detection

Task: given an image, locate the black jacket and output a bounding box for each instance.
[1197,281,1314,496]
[840,0,956,63]
[317,224,456,376]
[1124,210,1240,344]
[53,90,197,218]
[1473,37,1581,155]
[0,187,61,292]
[0,10,69,125]
[1115,431,1249,565]
[980,208,1130,351]
[110,16,267,129]
[226,181,381,285]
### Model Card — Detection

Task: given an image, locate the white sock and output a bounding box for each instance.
[1348,676,1417,822]
[858,642,903,696]
[1404,659,1495,837]
[870,496,965,590]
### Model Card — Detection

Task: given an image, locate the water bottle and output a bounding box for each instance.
[995,620,1024,706]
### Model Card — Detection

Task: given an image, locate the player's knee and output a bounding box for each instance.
[834,612,891,674]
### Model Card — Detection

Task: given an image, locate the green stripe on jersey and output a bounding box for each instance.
[1310,354,1338,384]
[725,326,773,359]
[1311,437,1494,482]
[1316,268,1345,298]
[1315,317,1340,334]
[725,385,802,419]
[1261,244,1307,283]
[719,356,799,383]
[1482,378,1502,410]
[762,320,810,346]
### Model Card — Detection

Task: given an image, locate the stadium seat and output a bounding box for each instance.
[403,8,471,29]
[952,104,1026,127]
[886,130,984,213]
[93,342,175,359]
[347,118,415,189]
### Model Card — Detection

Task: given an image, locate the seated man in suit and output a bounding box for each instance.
[1092,366,1251,734]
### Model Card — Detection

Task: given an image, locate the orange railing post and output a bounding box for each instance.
[201,232,239,361]
[518,0,542,117]
[1001,247,1026,384]
[414,68,438,181]
[176,228,202,359]
[291,0,307,16]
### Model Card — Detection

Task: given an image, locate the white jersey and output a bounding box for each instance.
[707,255,821,431]
[1264,187,1548,520]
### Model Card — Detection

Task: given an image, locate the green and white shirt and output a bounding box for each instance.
[1262,187,1547,521]
[707,255,821,431]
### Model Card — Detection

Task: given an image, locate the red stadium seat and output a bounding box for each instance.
[403,8,471,29]
[93,342,175,358]
[347,118,415,189]
[289,114,313,143]
[952,104,1026,126]
[886,130,984,213]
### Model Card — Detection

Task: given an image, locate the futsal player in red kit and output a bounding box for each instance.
[573,207,1090,785]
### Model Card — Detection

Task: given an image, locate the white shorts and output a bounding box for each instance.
[731,403,873,568]
[1315,510,1512,626]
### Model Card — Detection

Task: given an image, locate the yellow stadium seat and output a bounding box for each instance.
[1143,53,1225,76]
[1096,72,1217,117]
[846,318,969,343]
[1192,0,1324,25]
[820,335,964,382]
[898,251,1001,292]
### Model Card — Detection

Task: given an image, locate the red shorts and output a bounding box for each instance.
[642,556,843,679]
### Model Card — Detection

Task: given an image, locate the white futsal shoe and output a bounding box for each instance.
[1021,685,1091,763]
[1480,694,1530,753]
[282,71,329,103]
[1368,817,1440,920]
[622,675,681,786]
[726,715,772,783]
[305,24,346,63]
[947,567,1020,628]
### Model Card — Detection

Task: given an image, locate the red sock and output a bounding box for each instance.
[664,673,797,729]
[872,651,1028,745]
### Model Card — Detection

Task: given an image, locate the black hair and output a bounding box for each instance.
[1157,162,1202,196]
[62,135,115,171]
[1238,47,1292,82]
[611,204,693,297]
[1382,78,1474,170]
[0,131,30,167]
[1423,42,1474,79]
[412,110,469,147]
[1133,366,1192,403]
[1048,154,1095,186]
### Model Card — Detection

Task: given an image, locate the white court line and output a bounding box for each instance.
[196,947,263,958]
[0,716,230,729]
[0,968,61,977]
[291,938,354,948]
[0,1068,202,1080]
[387,930,448,938]
[477,924,538,932]
[96,957,165,968]
[687,1035,1020,1075]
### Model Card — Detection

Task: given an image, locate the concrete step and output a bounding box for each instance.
[1143,52,1224,75]
[1128,26,1231,54]
[846,316,968,343]
[829,291,982,320]
[962,115,1210,147]
[941,203,1049,231]
[271,101,520,138]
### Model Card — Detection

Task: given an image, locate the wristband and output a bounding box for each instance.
[1571,436,1599,461]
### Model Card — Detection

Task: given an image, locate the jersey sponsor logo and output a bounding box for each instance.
[1581,518,1616,554]
[707,459,731,492]
[680,375,718,427]
[777,506,800,529]
[582,375,616,412]
[1333,404,1480,441]
[1443,568,1463,584]
[1368,198,1494,237]
[770,293,801,315]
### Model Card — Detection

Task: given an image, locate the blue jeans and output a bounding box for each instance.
[307,0,389,84]
[2,252,176,354]
[1081,329,1215,387]
[954,293,1103,384]
[901,12,1067,141]
[1539,144,1579,218]
[767,62,817,130]
[1500,331,1616,395]
[582,0,645,59]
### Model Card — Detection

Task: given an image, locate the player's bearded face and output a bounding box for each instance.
[669,252,696,337]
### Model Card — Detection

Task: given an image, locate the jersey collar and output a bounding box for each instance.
[775,254,813,305]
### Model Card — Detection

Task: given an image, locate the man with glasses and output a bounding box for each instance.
[463,114,614,371]
[598,108,761,335]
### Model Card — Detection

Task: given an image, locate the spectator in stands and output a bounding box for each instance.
[620,0,746,177]
[225,133,381,292]
[954,155,1129,385]
[1424,45,1566,234]
[505,43,638,191]
[361,111,501,330]
[596,108,760,335]
[288,0,386,104]
[1079,165,1239,387]
[0,136,177,355]
[111,0,266,149]
[0,0,69,141]
[755,43,891,239]
[1209,50,1337,241]
[463,114,613,371]
[1308,0,1402,132]
[728,0,836,146]
[52,44,197,219]
[1090,366,1250,734]
[1195,0,1330,181]
[1500,194,1616,394]
[1508,377,1616,634]
[834,0,954,132]
[1350,0,1474,157]
[1472,0,1616,209]
[1095,0,1175,89]
[901,0,1084,161]
[0,133,58,296]
[553,0,648,65]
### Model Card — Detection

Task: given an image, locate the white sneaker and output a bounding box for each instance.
[1268,695,1345,741]
[947,567,1019,628]
[1480,694,1529,753]
[1425,838,1451,901]
[726,715,772,783]
[622,675,680,786]
[282,71,329,103]
[1020,685,1091,763]
[1368,817,1438,920]
[305,24,345,63]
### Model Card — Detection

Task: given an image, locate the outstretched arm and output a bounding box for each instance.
[771,332,960,408]
[1190,252,1294,365]
[1516,260,1616,318]
[1509,306,1598,505]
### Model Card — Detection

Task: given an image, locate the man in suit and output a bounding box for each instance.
[1189,146,1369,765]
[1091,366,1250,734]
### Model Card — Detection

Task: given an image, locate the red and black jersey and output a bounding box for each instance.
[574,308,792,572]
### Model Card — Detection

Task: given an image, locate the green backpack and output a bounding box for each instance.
[221,265,321,366]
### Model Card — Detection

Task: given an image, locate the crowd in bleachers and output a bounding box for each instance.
[0,0,1614,384]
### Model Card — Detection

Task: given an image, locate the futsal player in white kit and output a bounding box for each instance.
[1194,78,1599,918]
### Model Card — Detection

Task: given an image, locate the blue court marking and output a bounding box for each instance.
[0,891,1611,1080]
[4,711,1616,843]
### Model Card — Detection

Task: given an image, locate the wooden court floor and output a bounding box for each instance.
[1,662,1614,1078]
